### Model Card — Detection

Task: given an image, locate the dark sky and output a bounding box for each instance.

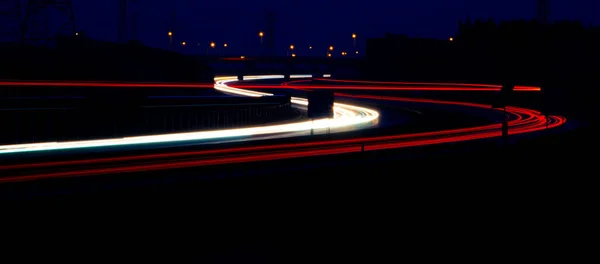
[71,0,599,56]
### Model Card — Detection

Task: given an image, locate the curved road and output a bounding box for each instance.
[0,75,566,183]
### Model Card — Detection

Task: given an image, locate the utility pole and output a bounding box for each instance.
[537,0,550,24]
[169,4,176,51]
[21,0,76,46]
[0,0,22,43]
[118,0,127,43]
[264,9,276,56]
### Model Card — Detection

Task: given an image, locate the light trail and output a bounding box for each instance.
[0,75,379,155]
[0,80,215,88]
[312,78,541,91]
[0,92,566,183]
[0,75,567,183]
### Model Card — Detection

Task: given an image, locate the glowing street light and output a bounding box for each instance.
[290,44,294,50]
[240,56,245,59]
[287,44,294,56]
[291,53,296,57]
[259,31,264,44]
[341,51,347,56]
[206,42,216,55]
[181,41,186,46]
[352,33,357,47]
[329,45,334,51]
[309,46,313,50]
[222,43,228,56]
[449,37,454,42]
[168,31,173,49]
[327,53,332,58]
[356,51,359,55]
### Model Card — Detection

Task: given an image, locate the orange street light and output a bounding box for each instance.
[241,56,245,59]
[168,31,172,36]
[292,53,296,57]
[259,31,264,44]
[329,45,334,51]
[181,41,186,46]
[210,42,216,48]
[449,37,454,42]
[290,44,294,50]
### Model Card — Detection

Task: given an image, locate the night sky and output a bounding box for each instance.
[69,0,599,56]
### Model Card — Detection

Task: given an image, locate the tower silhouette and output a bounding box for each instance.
[0,0,22,43]
[537,0,550,24]
[21,0,76,46]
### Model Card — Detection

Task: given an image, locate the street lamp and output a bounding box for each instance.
[352,33,357,47]
[168,31,173,49]
[259,31,264,44]
[181,41,186,46]
[327,53,332,58]
[206,42,216,55]
[222,43,228,56]
[449,37,454,42]
[329,45,334,51]
[292,53,296,57]
[288,44,294,56]
[341,51,347,56]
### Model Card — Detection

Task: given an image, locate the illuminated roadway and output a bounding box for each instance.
[0,75,567,183]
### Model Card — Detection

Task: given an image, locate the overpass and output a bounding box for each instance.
[196,55,363,79]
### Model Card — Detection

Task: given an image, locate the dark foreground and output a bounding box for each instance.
[1,123,593,263]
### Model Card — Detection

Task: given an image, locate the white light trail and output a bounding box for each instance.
[0,75,379,154]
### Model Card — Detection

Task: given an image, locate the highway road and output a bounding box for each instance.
[0,75,566,183]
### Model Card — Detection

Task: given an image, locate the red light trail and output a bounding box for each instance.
[0,81,566,183]
[0,81,214,88]
[0,79,540,91]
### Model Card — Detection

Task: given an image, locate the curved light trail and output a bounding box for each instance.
[0,75,379,155]
[0,75,567,183]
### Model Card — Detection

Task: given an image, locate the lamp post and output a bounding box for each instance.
[168,31,173,50]
[259,31,264,44]
[287,44,294,56]
[222,43,228,56]
[352,33,357,47]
